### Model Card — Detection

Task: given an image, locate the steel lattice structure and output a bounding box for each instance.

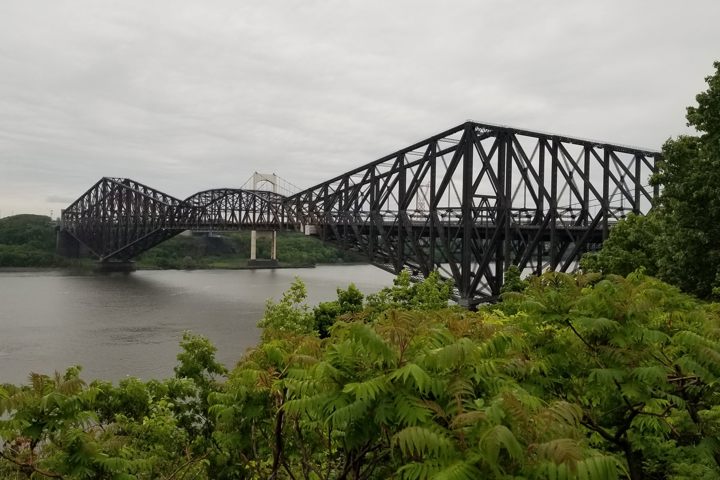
[286,122,659,305]
[60,121,659,305]
[61,178,291,261]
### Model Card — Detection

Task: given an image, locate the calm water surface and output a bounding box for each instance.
[0,266,394,384]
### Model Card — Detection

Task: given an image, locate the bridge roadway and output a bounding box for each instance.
[59,121,660,305]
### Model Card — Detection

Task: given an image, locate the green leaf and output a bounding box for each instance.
[390,363,432,393]
[342,374,390,402]
[393,426,454,458]
[479,424,523,464]
[534,438,583,468]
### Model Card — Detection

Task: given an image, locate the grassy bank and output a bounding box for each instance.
[135,230,366,269]
[0,214,365,269]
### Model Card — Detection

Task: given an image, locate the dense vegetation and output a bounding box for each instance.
[135,231,365,269]
[581,61,720,299]
[1,271,719,479]
[2,61,719,479]
[0,216,363,269]
[0,214,65,267]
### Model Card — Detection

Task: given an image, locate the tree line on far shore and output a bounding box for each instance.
[0,216,364,269]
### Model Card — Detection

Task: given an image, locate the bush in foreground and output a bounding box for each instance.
[1,271,719,479]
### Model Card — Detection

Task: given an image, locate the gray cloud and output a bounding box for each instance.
[44,195,77,204]
[1,0,718,215]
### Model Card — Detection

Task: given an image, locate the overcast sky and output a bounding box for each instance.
[1,1,718,216]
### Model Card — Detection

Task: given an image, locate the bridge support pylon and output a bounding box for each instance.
[272,230,277,260]
[250,230,257,260]
[249,230,278,261]
[248,230,278,267]
[248,172,280,267]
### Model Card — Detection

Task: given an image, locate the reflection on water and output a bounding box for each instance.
[0,266,394,384]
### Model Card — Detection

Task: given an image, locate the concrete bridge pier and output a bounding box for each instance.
[272,231,277,259]
[250,230,256,260]
[248,172,279,267]
[249,230,278,267]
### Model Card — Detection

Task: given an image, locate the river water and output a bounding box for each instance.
[0,266,395,385]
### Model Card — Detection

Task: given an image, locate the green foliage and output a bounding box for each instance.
[0,366,213,478]
[583,61,720,299]
[0,243,58,267]
[275,231,365,265]
[0,215,365,269]
[366,270,454,312]
[0,367,138,479]
[652,127,720,297]
[580,213,663,277]
[0,215,66,267]
[337,282,364,313]
[0,214,56,249]
[2,271,720,479]
[313,300,342,338]
[498,271,720,479]
[214,272,718,479]
[258,277,316,339]
[175,331,228,390]
[173,331,228,449]
[313,283,364,338]
[686,60,720,147]
[136,231,366,269]
[501,265,530,294]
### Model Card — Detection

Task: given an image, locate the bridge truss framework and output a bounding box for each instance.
[60,121,659,306]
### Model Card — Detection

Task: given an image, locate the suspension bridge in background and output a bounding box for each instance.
[58,121,660,306]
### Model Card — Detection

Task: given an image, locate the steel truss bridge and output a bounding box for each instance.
[60,121,659,306]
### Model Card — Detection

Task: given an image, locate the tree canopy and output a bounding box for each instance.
[2,271,719,479]
[582,61,720,298]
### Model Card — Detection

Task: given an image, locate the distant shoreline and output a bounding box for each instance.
[0,262,376,273]
[1,214,369,271]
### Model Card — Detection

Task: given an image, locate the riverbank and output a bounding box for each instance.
[0,214,366,269]
[0,261,362,274]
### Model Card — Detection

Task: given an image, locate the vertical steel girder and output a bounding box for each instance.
[287,121,659,306]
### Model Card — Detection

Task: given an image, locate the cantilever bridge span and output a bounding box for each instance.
[60,178,292,262]
[60,121,660,305]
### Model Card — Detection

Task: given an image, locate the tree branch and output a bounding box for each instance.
[566,318,596,352]
[269,390,286,480]
[164,452,209,480]
[0,450,64,479]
